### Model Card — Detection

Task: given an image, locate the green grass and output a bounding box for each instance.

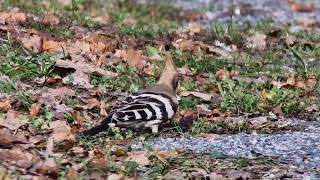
[0,44,55,81]
[91,64,157,93]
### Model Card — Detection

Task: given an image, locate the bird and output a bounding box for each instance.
[81,52,179,136]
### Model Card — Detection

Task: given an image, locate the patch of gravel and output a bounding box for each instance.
[172,0,320,25]
[132,120,320,173]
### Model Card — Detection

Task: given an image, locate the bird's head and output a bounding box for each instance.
[157,52,179,92]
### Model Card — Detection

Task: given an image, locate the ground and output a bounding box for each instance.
[0,0,319,179]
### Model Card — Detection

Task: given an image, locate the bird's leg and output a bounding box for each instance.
[151,124,159,134]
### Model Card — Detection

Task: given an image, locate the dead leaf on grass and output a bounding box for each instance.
[42,39,66,52]
[40,14,60,25]
[47,87,76,97]
[305,75,318,88]
[114,49,155,74]
[0,99,11,112]
[246,32,267,49]
[0,128,29,145]
[126,151,150,166]
[33,158,58,176]
[66,167,80,180]
[55,59,116,88]
[115,49,142,67]
[0,148,39,169]
[180,91,213,101]
[108,174,124,180]
[186,22,203,35]
[55,59,116,77]
[63,70,94,89]
[80,98,100,109]
[30,101,42,117]
[196,104,212,115]
[172,39,200,52]
[248,116,268,128]
[151,151,180,165]
[19,34,42,52]
[0,111,28,130]
[215,69,230,81]
[0,11,27,25]
[49,120,75,141]
[271,75,315,89]
[71,111,85,125]
[207,45,230,57]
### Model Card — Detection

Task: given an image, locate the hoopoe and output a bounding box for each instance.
[82,52,179,136]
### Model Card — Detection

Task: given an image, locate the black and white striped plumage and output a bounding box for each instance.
[82,90,178,136]
[82,52,179,136]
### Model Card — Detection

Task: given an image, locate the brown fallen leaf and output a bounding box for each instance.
[55,59,116,77]
[290,2,315,13]
[118,49,142,67]
[34,158,58,176]
[272,75,309,89]
[151,151,180,165]
[0,128,29,145]
[0,111,28,130]
[66,166,80,180]
[257,103,274,111]
[247,116,268,128]
[126,151,150,166]
[180,91,213,101]
[19,34,42,52]
[42,39,66,52]
[177,66,192,76]
[89,149,109,165]
[0,99,11,112]
[108,174,124,180]
[47,86,76,97]
[80,98,100,109]
[306,75,317,88]
[247,32,267,49]
[211,109,226,117]
[100,100,108,116]
[172,39,200,52]
[30,101,42,117]
[71,111,85,125]
[215,69,230,81]
[0,11,27,25]
[272,105,285,118]
[196,104,212,115]
[63,70,94,89]
[49,120,75,141]
[185,22,203,35]
[44,137,54,158]
[40,14,60,25]
[0,148,39,169]
[227,170,251,180]
[207,45,230,57]
[85,33,107,54]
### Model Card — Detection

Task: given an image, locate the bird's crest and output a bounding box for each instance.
[157,52,179,91]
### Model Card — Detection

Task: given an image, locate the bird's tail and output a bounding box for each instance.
[81,116,113,136]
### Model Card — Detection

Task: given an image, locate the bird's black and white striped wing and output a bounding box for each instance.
[111,92,178,122]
